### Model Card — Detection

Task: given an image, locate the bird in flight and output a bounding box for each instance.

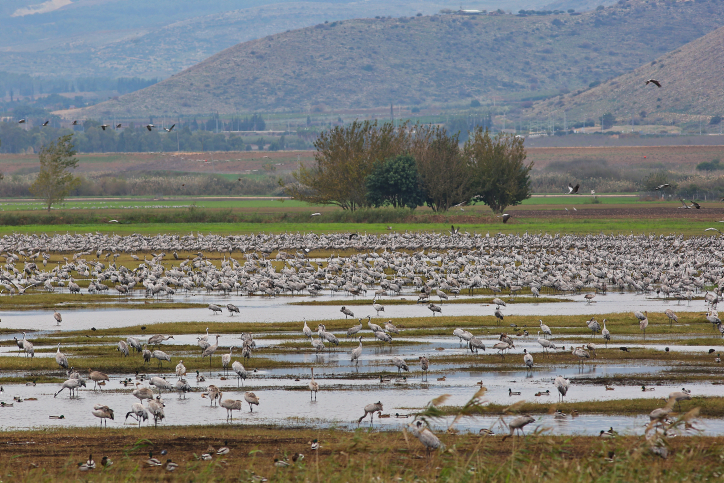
[146,124,154,131]
[645,79,661,88]
[655,184,670,190]
[72,120,79,125]
[164,124,175,132]
[101,124,109,131]
[18,119,25,124]
[116,124,122,129]
[568,183,580,194]
[42,121,49,126]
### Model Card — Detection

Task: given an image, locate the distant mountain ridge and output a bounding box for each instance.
[67,0,724,116]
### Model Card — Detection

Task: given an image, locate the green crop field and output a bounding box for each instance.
[0,218,715,237]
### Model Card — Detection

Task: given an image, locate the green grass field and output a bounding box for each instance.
[0,218,714,236]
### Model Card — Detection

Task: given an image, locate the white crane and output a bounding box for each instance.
[309,367,319,400]
[392,356,409,374]
[55,343,68,369]
[367,316,383,333]
[175,360,186,379]
[303,319,313,339]
[492,341,511,358]
[492,297,506,308]
[358,401,383,424]
[92,405,114,428]
[220,399,243,421]
[384,320,399,334]
[586,317,601,337]
[152,350,171,367]
[88,369,109,390]
[539,320,552,339]
[554,375,570,402]
[523,349,534,371]
[232,360,248,387]
[350,337,363,366]
[201,334,220,368]
[132,383,154,401]
[125,402,150,427]
[494,308,504,325]
[665,309,678,327]
[148,334,174,346]
[175,378,192,398]
[419,356,429,380]
[347,319,363,338]
[372,297,385,316]
[202,385,222,406]
[639,312,649,339]
[244,392,260,412]
[22,332,34,358]
[571,346,590,365]
[150,376,174,394]
[222,347,232,374]
[408,420,443,457]
[148,396,165,427]
[117,340,129,357]
[602,319,610,347]
[317,325,339,347]
[502,415,536,441]
[54,378,86,398]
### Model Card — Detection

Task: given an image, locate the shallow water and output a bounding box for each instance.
[0,288,720,434]
[0,291,705,331]
[0,377,720,435]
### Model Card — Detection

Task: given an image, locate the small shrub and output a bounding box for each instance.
[696,159,723,171]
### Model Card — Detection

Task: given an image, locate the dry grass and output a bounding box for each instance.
[1,426,723,482]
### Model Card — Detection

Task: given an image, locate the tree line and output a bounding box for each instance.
[284,121,532,214]
[0,119,311,154]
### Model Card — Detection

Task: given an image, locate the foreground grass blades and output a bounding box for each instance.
[1,427,723,482]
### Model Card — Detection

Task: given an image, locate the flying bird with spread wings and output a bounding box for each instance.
[567,183,580,194]
[645,79,661,87]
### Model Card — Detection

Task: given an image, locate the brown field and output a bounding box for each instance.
[0,151,314,176]
[2,144,723,177]
[526,145,724,171]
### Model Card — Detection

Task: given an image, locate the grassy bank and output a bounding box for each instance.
[0,217,718,237]
[1,426,722,482]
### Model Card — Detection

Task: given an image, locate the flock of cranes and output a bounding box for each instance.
[0,229,720,456]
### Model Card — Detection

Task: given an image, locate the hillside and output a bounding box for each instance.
[0,0,545,79]
[529,24,724,123]
[69,0,724,116]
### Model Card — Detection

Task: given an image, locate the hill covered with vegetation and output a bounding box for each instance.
[529,23,724,124]
[71,0,724,117]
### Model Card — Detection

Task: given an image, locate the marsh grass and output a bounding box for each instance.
[1,426,724,482]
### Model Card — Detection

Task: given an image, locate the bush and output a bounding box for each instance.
[470,100,481,107]
[710,115,722,125]
[696,159,723,171]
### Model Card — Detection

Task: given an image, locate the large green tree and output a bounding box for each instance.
[410,125,471,212]
[29,134,81,211]
[365,154,426,209]
[285,120,408,210]
[465,127,532,214]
